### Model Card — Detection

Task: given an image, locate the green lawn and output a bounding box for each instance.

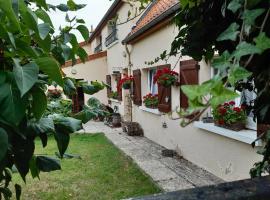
[13,133,161,200]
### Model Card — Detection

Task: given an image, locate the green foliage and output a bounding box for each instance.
[0,0,97,199]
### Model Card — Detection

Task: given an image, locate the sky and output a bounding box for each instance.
[46,0,113,42]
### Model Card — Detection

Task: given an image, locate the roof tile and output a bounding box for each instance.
[130,0,178,36]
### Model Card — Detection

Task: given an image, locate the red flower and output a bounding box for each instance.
[218,107,227,115]
[223,103,229,107]
[233,107,241,113]
[241,105,246,110]
[229,101,235,106]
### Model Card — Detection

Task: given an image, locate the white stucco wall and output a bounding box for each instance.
[84,2,262,182]
[127,23,261,181]
[63,55,108,104]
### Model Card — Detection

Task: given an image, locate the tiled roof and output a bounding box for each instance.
[130,0,178,35]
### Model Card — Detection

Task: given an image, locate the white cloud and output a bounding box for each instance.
[46,0,113,42]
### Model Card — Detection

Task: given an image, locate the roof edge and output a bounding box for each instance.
[122,3,180,44]
[88,0,123,43]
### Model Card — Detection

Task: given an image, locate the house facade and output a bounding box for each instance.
[64,0,261,182]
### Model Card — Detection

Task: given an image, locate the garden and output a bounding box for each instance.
[13,134,160,200]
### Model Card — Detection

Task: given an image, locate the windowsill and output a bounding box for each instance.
[194,121,262,146]
[107,40,118,49]
[139,106,161,116]
[109,98,121,103]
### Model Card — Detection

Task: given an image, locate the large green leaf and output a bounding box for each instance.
[254,32,270,52]
[56,4,69,12]
[13,59,39,97]
[34,0,48,10]
[227,0,242,13]
[212,51,232,70]
[35,9,53,27]
[0,0,20,32]
[0,82,26,125]
[38,23,50,40]
[15,38,38,58]
[54,130,70,158]
[54,116,82,133]
[20,5,39,33]
[32,87,47,120]
[29,156,40,179]
[210,83,239,107]
[232,42,262,60]
[0,128,8,162]
[73,109,98,124]
[77,47,88,62]
[217,23,240,41]
[63,77,76,96]
[76,25,89,41]
[35,57,64,86]
[36,156,61,172]
[228,66,252,86]
[242,8,265,26]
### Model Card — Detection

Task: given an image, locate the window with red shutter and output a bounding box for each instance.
[157,65,171,113]
[133,69,142,106]
[106,75,112,97]
[115,73,122,101]
[180,59,200,109]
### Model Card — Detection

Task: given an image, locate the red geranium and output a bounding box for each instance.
[233,107,241,113]
[117,74,134,91]
[143,93,158,109]
[213,101,247,126]
[153,68,178,87]
[229,101,235,105]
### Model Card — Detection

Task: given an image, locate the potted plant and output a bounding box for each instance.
[117,75,134,90]
[212,101,246,131]
[154,67,178,87]
[109,91,118,99]
[143,93,159,109]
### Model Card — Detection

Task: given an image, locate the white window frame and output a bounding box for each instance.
[210,68,257,130]
[148,68,158,95]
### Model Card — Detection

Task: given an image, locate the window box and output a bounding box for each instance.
[194,121,261,146]
[139,106,162,116]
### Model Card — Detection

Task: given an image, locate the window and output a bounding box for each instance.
[94,35,102,53]
[211,68,257,130]
[106,23,118,47]
[148,69,158,95]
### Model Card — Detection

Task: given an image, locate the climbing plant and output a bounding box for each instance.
[0,0,100,199]
[139,0,270,177]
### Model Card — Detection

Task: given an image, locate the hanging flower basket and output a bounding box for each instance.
[143,93,158,109]
[117,74,134,91]
[154,68,178,87]
[213,101,247,131]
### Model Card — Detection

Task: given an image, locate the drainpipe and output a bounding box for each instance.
[125,44,133,122]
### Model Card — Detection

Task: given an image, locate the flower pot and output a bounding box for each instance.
[122,83,131,90]
[215,121,245,131]
[145,105,158,109]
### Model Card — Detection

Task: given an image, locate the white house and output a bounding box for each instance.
[63,0,261,182]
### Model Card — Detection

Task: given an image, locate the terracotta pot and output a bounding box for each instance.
[215,121,245,131]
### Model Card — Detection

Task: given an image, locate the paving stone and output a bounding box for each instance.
[83,121,224,192]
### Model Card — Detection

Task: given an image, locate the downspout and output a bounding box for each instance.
[125,44,133,122]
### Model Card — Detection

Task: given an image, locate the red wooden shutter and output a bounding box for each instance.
[133,69,142,106]
[180,59,199,109]
[106,75,112,97]
[115,73,122,101]
[157,65,171,113]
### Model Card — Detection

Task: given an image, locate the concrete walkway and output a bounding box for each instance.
[82,121,224,192]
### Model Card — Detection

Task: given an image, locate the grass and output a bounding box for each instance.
[13,133,161,200]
